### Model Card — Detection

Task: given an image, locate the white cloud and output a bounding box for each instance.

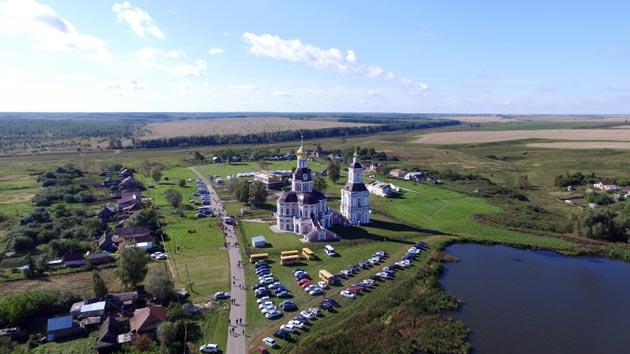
[134,47,206,77]
[367,90,379,97]
[107,78,145,91]
[208,48,224,55]
[228,84,259,90]
[272,91,292,97]
[164,60,207,77]
[166,50,186,59]
[242,32,362,75]
[0,0,113,63]
[113,1,164,39]
[401,78,430,95]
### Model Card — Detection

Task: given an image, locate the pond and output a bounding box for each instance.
[440,244,630,354]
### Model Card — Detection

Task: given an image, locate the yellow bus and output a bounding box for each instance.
[302,247,315,260]
[280,250,299,257]
[249,253,269,263]
[280,255,300,266]
[319,269,338,285]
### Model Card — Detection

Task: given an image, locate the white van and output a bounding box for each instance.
[324,245,335,256]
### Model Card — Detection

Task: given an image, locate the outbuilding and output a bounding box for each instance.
[251,235,267,248]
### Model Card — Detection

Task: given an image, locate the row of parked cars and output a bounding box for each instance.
[293,269,325,296]
[253,260,295,319]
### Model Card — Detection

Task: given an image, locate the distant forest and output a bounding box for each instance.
[0,113,460,152]
[134,119,459,149]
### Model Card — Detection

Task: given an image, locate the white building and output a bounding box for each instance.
[367,180,394,197]
[276,142,341,242]
[341,152,370,225]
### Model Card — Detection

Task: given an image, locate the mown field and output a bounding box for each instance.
[140,118,373,140]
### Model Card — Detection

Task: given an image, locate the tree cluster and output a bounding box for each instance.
[0,290,80,327]
[233,180,267,206]
[554,171,591,187]
[576,208,630,242]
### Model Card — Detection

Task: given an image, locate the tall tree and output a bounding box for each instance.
[248,180,267,206]
[156,321,178,352]
[234,179,250,203]
[116,247,149,289]
[328,160,341,183]
[145,268,174,303]
[313,176,328,191]
[93,270,108,298]
[151,167,162,185]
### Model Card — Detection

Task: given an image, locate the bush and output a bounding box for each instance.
[0,290,80,327]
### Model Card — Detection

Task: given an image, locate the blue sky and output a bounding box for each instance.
[1,0,630,113]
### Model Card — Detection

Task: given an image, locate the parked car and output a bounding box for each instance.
[276,291,293,298]
[273,330,291,340]
[279,300,297,311]
[324,298,341,307]
[340,290,356,299]
[256,345,270,354]
[199,344,219,353]
[280,323,296,333]
[317,280,328,289]
[265,309,282,319]
[252,283,266,291]
[287,319,304,329]
[319,301,333,311]
[300,310,316,320]
[213,292,230,299]
[262,337,278,348]
[256,296,271,304]
[309,288,323,296]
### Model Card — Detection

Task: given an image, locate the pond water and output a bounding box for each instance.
[440,244,630,354]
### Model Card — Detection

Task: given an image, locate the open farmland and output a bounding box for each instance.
[526,142,630,150]
[416,129,630,145]
[139,118,374,140]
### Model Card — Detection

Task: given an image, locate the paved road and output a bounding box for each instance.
[189,167,247,354]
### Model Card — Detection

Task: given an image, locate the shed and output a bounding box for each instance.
[251,236,267,248]
[80,301,106,318]
[47,315,78,341]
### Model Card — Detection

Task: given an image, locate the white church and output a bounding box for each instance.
[275,143,370,241]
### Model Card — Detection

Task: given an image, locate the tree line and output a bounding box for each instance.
[133,120,460,149]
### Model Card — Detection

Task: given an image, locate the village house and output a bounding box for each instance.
[63,252,86,267]
[86,252,113,265]
[96,316,130,354]
[404,171,425,181]
[389,168,407,179]
[593,180,621,191]
[367,180,394,197]
[116,194,143,211]
[129,306,166,338]
[254,172,283,190]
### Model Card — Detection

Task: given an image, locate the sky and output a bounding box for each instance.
[1,0,630,113]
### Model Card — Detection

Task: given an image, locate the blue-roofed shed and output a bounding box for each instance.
[251,235,267,248]
[47,315,78,341]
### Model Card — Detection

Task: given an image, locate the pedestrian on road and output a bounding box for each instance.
[242,328,245,335]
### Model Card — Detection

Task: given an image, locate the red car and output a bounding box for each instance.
[297,278,311,286]
[300,281,312,289]
[256,346,269,354]
[347,286,360,295]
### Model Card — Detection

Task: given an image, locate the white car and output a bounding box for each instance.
[362,279,375,287]
[309,288,323,296]
[317,280,328,289]
[150,252,166,260]
[199,343,219,353]
[308,307,321,316]
[263,337,278,348]
[280,323,296,333]
[265,309,282,319]
[287,319,304,329]
[340,290,356,299]
[258,301,274,309]
[261,306,278,314]
[256,296,271,304]
[300,310,316,320]
[304,284,316,292]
